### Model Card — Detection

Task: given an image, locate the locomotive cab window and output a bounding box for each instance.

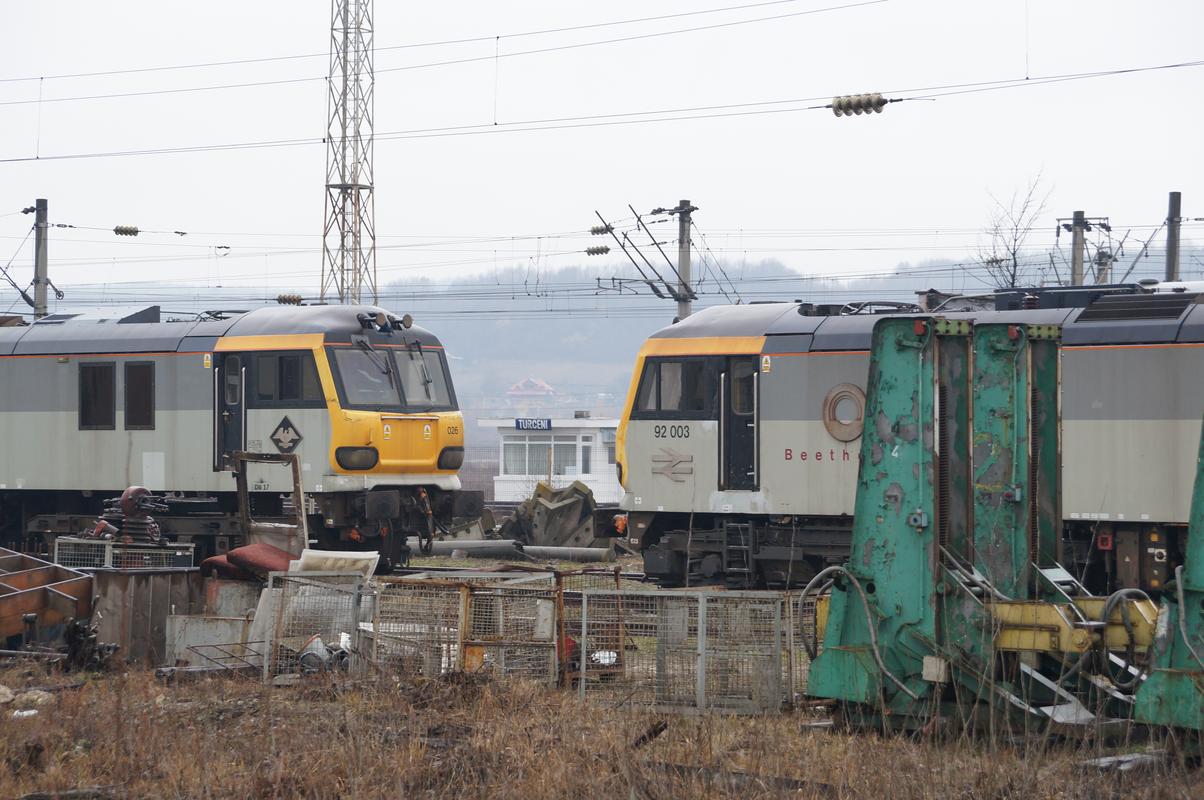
[327,343,458,412]
[124,362,155,430]
[252,352,324,407]
[79,362,116,430]
[394,346,455,410]
[632,357,716,419]
[330,348,401,409]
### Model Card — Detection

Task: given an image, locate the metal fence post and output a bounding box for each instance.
[578,592,588,701]
[773,594,784,709]
[696,594,708,712]
[457,584,471,673]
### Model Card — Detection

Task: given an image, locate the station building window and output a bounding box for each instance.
[79,362,116,430]
[124,362,155,430]
[501,433,586,476]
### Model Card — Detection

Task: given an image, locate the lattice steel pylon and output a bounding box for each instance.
[320,0,376,304]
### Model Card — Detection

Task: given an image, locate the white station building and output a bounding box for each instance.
[477,415,621,504]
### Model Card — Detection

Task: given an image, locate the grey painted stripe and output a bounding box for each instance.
[762,334,812,355]
[1062,346,1204,420]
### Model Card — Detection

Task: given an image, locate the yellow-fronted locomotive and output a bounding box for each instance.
[0,304,480,567]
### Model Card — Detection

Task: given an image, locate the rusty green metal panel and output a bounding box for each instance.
[968,324,1061,600]
[1134,412,1204,733]
[808,317,971,708]
[1029,335,1062,567]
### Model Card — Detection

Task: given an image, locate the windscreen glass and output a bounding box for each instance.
[394,347,454,409]
[333,348,402,407]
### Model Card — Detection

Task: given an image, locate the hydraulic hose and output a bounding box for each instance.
[1174,565,1204,670]
[1056,586,1151,689]
[797,565,919,701]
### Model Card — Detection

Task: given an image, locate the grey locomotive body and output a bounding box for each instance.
[617,290,1204,592]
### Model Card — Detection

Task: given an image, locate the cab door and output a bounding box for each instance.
[215,353,246,470]
[720,356,758,490]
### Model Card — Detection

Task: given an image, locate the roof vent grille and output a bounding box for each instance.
[1076,293,1197,322]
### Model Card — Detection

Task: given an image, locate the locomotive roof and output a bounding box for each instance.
[0,304,441,356]
[646,294,1204,350]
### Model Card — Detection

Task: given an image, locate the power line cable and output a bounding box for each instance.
[0,1,885,106]
[0,0,856,84]
[5,57,1199,164]
[0,225,36,309]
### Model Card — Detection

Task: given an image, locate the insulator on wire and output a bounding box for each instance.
[276,293,304,305]
[113,225,140,237]
[585,246,610,256]
[590,224,613,236]
[831,93,887,118]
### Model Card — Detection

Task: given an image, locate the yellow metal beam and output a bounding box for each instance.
[988,598,1158,654]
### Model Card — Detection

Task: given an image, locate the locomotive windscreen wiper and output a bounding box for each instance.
[355,338,395,386]
[407,341,435,401]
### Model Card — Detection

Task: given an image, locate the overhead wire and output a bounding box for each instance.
[0,1,886,106]
[0,0,856,84]
[0,225,36,309]
[5,57,1200,163]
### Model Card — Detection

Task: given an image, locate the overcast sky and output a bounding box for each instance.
[1,0,1201,318]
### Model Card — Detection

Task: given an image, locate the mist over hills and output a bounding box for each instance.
[385,259,963,406]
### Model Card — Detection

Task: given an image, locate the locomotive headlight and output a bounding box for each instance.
[336,446,379,470]
[438,446,465,470]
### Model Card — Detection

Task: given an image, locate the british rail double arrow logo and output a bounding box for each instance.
[651,448,694,482]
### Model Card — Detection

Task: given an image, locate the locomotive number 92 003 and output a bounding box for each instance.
[653,424,690,439]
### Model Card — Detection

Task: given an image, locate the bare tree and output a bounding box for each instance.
[976,175,1050,289]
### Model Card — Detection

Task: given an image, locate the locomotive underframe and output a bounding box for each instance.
[636,510,1186,594]
[2,485,478,569]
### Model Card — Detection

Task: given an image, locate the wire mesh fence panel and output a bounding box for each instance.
[783,592,820,703]
[53,538,107,569]
[561,568,623,641]
[462,585,560,685]
[265,572,365,682]
[578,590,790,714]
[397,571,557,589]
[372,580,465,678]
[53,537,195,569]
[703,594,783,713]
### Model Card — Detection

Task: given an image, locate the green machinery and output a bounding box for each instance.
[1133,427,1204,736]
[805,317,1162,733]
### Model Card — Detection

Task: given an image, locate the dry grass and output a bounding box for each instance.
[0,664,1199,799]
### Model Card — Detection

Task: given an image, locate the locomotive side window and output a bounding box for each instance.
[124,362,155,430]
[729,359,756,416]
[223,356,243,406]
[252,352,323,407]
[631,357,716,419]
[79,362,116,430]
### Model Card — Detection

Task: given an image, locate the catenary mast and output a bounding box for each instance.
[320,0,377,304]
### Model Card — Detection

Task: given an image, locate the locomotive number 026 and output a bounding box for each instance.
[653,424,690,439]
